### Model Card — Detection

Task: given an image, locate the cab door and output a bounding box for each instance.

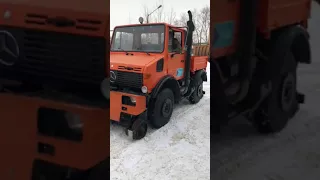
[168,28,185,80]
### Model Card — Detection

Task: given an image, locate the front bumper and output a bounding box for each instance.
[110,91,147,124]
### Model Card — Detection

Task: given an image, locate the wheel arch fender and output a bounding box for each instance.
[193,69,207,82]
[272,25,311,65]
[151,75,181,103]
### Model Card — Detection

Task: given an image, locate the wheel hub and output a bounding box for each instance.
[281,73,295,112]
[162,99,173,118]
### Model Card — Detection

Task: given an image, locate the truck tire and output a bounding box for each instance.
[253,51,297,133]
[150,88,174,129]
[189,77,204,104]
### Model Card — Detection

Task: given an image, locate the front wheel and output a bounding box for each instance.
[149,88,174,129]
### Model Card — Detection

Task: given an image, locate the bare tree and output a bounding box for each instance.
[198,6,210,43]
[185,7,210,44]
[142,5,150,23]
[191,9,203,44]
[154,0,164,22]
[173,13,187,27]
[166,7,176,24]
[140,2,210,45]
[142,0,164,23]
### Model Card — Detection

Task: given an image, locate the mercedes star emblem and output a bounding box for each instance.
[0,30,19,66]
[110,71,116,82]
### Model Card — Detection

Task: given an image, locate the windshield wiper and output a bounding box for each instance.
[145,52,150,56]
[117,48,129,55]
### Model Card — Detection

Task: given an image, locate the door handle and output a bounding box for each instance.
[181,60,185,62]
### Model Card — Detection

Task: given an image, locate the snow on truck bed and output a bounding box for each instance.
[110,64,210,180]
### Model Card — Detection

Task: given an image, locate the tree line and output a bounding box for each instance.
[128,1,210,45]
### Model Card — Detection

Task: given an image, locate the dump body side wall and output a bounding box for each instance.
[266,0,310,32]
[191,56,208,72]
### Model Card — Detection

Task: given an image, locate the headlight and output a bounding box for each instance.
[141,86,148,93]
[64,112,83,131]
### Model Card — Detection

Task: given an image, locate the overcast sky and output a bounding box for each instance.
[110,0,210,30]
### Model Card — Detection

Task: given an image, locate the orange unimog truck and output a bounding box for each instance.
[110,11,208,140]
[210,0,311,133]
[0,0,109,179]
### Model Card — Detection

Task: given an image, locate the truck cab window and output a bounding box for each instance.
[112,32,133,50]
[111,25,165,53]
[169,29,182,53]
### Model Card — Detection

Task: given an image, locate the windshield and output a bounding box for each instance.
[111,24,165,53]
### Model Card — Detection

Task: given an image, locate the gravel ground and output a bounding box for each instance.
[110,65,211,179]
[211,2,320,180]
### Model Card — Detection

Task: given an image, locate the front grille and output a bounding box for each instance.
[0,26,106,86]
[111,71,143,89]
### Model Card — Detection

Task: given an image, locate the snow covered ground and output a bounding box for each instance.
[110,64,211,180]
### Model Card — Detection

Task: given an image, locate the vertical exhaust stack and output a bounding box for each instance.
[182,10,195,95]
[231,0,258,103]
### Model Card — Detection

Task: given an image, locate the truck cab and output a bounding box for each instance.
[110,12,208,140]
[110,23,189,92]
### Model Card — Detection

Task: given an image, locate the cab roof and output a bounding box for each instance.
[114,23,186,30]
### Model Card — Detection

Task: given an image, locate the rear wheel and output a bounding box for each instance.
[149,88,174,129]
[189,77,204,104]
[253,51,297,133]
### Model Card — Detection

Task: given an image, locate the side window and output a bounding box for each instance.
[174,32,182,48]
[169,29,183,53]
[168,29,173,52]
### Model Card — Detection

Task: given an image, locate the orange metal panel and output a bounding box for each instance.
[110,91,146,121]
[191,56,208,72]
[0,94,109,179]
